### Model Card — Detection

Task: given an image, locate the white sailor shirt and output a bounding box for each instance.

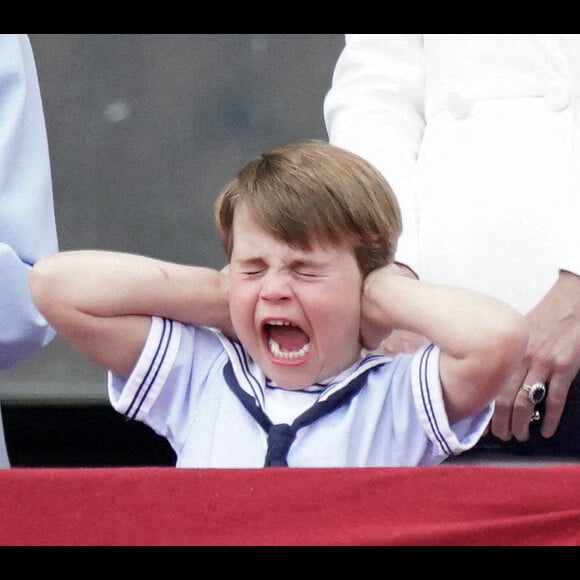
[108,316,492,468]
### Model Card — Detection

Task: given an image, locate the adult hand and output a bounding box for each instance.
[490,270,580,442]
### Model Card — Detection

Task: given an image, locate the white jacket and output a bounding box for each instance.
[325,34,580,314]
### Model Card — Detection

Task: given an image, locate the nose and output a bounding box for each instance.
[259,270,291,301]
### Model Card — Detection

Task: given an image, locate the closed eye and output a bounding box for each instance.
[235,258,266,277]
[295,270,320,278]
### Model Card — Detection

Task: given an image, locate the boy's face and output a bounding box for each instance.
[229,203,364,390]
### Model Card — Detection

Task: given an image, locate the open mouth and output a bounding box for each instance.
[264,319,311,360]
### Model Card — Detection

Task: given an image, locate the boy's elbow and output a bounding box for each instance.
[445,314,528,422]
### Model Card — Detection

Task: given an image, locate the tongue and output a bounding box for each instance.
[269,325,309,352]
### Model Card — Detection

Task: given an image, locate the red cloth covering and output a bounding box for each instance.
[0,465,579,546]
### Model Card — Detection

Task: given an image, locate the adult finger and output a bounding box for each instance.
[490,371,526,441]
[540,369,575,438]
[511,373,548,441]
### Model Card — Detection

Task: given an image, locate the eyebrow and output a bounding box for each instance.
[236,255,331,270]
[290,258,326,269]
[236,257,266,268]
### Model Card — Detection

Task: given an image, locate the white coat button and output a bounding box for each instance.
[446,91,471,119]
[544,80,570,111]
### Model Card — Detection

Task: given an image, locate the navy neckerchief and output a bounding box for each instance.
[223,360,376,467]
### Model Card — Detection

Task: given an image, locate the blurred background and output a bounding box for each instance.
[0,34,345,466]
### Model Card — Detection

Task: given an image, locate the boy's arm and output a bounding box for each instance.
[30,250,231,378]
[361,265,529,423]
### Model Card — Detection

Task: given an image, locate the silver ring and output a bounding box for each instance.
[530,410,541,423]
[522,382,546,404]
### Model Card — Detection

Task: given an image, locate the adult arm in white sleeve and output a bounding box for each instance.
[0,34,58,368]
[324,34,425,275]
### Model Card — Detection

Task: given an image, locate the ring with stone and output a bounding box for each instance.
[522,382,547,404]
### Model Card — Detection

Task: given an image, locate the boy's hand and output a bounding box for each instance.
[360,264,402,351]
[218,264,237,340]
[361,263,427,353]
[376,263,427,355]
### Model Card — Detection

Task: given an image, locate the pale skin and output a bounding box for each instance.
[375,262,429,357]
[29,254,232,379]
[362,266,528,423]
[493,270,580,442]
[380,267,580,442]
[30,204,527,425]
[228,204,363,391]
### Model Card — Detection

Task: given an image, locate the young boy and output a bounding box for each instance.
[30,140,528,468]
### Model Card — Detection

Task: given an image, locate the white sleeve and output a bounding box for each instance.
[0,34,58,367]
[560,102,580,277]
[108,318,227,455]
[324,34,425,275]
[411,343,493,459]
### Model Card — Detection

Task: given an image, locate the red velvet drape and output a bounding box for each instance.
[1,465,578,545]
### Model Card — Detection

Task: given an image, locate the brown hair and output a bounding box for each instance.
[215,139,401,277]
